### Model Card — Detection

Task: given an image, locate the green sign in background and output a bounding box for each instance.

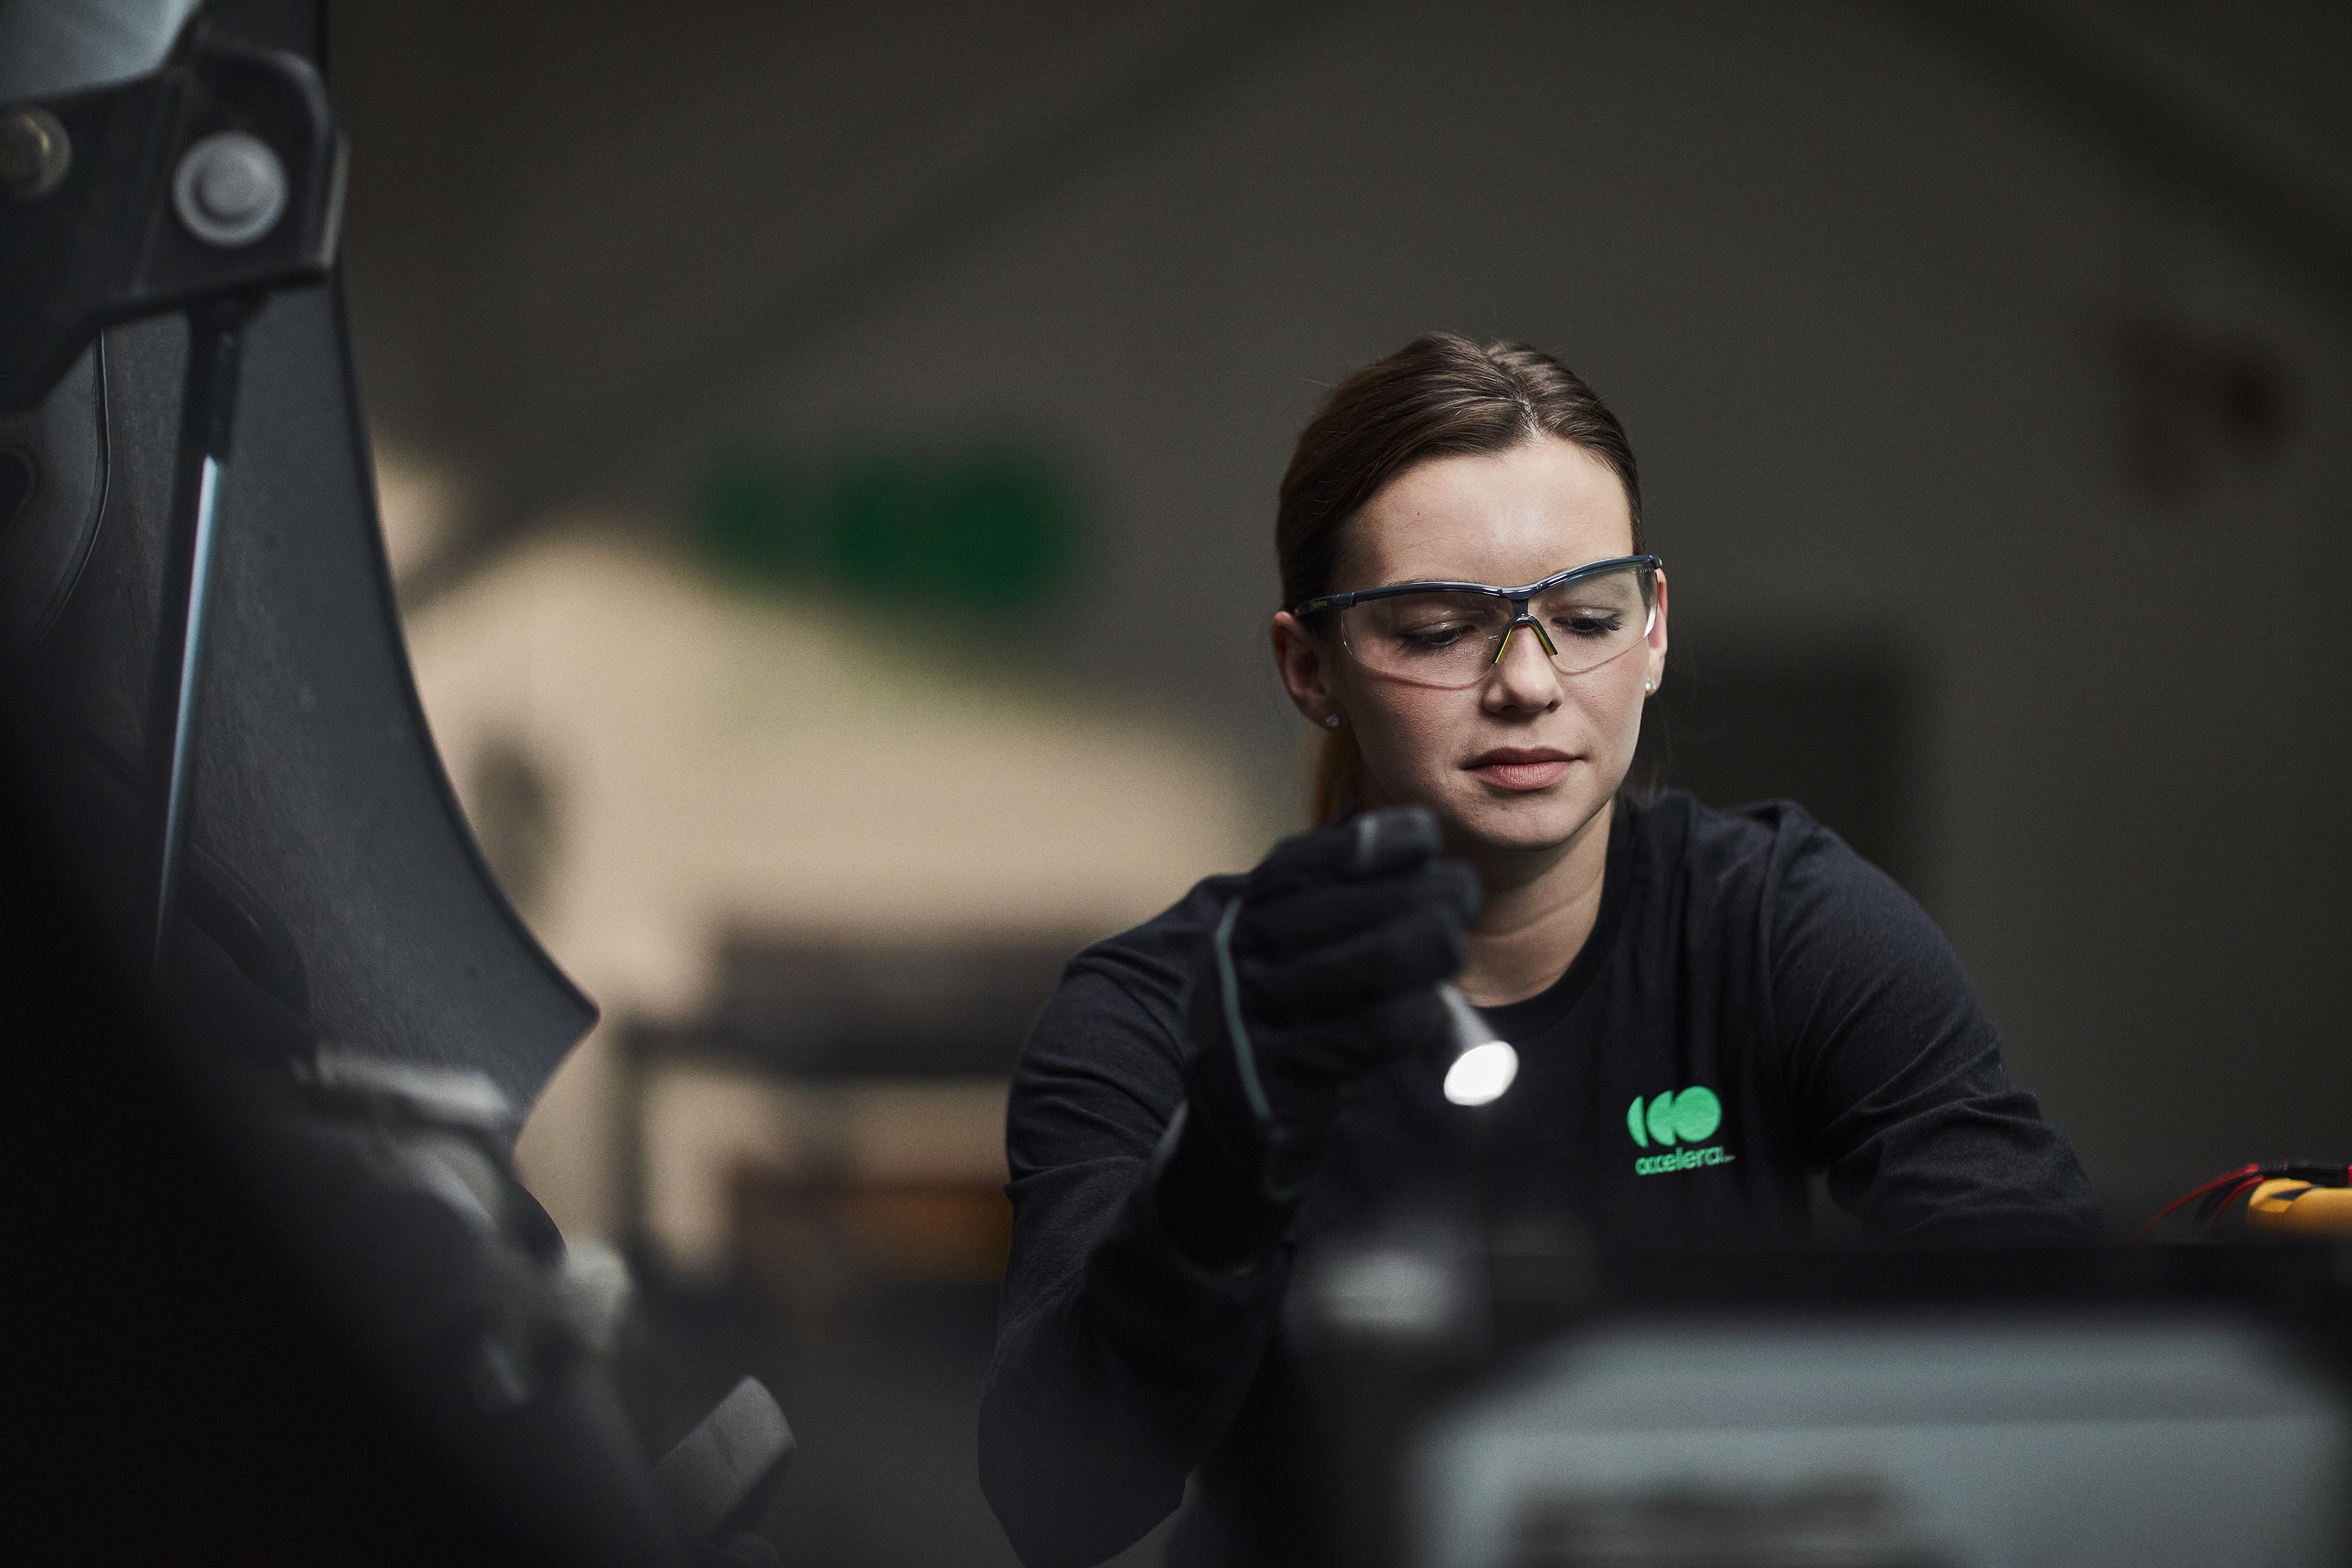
[697,442,1081,611]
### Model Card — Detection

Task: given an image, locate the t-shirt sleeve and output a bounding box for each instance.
[979,966,1291,1568]
[1765,823,2103,1244]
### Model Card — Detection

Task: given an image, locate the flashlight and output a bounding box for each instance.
[1438,983,1517,1106]
[1344,810,1517,1108]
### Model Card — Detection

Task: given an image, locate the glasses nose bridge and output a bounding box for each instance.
[1489,592,1559,667]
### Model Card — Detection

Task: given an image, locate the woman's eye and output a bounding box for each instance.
[1552,611,1625,638]
[1396,623,1473,650]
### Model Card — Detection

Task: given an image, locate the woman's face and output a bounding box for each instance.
[1274,436,1668,857]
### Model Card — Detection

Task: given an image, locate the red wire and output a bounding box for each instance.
[2137,1164,2258,1240]
[2202,1175,2269,1233]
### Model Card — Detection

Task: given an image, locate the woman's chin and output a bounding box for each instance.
[1445,787,1604,856]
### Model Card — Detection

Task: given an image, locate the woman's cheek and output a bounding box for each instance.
[1584,683,1647,780]
[1357,689,1460,803]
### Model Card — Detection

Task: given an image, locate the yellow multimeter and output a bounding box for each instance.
[2245,1178,2352,1237]
[2142,1161,2351,1238]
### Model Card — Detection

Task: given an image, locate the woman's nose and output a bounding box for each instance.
[1483,620,1563,709]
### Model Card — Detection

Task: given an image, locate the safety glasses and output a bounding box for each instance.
[1290,554,1662,690]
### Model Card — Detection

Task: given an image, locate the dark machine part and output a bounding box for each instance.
[0,13,344,964]
[0,340,107,652]
[2,3,789,1563]
[142,292,253,964]
[268,1051,792,1565]
[0,12,343,413]
[2,0,591,1115]
[263,1049,693,1568]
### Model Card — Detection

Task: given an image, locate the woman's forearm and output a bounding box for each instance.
[980,1171,1289,1568]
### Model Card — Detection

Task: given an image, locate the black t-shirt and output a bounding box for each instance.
[979,791,2099,1568]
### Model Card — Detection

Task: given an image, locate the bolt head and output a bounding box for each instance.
[0,108,70,199]
[196,148,270,221]
[173,131,288,246]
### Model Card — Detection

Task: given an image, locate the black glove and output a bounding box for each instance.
[1154,805,1479,1268]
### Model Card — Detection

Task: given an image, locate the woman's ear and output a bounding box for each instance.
[1271,611,1340,727]
[1643,570,1670,695]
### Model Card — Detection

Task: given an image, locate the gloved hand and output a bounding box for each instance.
[1154,805,1480,1267]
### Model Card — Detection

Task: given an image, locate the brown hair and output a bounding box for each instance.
[1277,333,1645,825]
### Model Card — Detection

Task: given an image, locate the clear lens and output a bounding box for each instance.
[1338,563,1653,688]
[1530,564,1652,675]
[1343,591,1514,686]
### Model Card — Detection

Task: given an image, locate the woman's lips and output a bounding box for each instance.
[1466,749,1573,791]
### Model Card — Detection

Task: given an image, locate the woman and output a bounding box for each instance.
[979,334,2098,1568]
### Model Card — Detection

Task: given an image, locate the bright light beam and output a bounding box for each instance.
[1444,1040,1519,1107]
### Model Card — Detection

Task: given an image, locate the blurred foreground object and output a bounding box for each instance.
[652,1377,795,1564]
[1299,1237,2352,1568]
[2,2,788,1560]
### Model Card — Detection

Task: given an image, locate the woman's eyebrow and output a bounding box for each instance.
[1371,571,1486,589]
[1369,560,1606,591]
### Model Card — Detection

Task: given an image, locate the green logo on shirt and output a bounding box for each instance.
[1626,1086,1734,1175]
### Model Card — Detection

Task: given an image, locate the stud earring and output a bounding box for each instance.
[1323,714,1341,729]
[1643,679,1655,694]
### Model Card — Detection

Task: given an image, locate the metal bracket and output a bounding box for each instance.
[0,23,343,413]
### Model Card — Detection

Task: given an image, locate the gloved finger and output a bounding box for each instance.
[1246,805,1443,900]
[1244,904,1469,1024]
[1241,859,1480,960]
[1258,985,1456,1088]
[1345,805,1446,875]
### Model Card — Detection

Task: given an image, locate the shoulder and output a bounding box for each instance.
[1622,788,1934,984]
[1060,870,1244,1025]
[1625,787,1875,910]
[1019,870,1243,1080]
[1007,873,1244,1170]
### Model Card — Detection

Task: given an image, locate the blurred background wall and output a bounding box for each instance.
[326,2,2346,1559]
